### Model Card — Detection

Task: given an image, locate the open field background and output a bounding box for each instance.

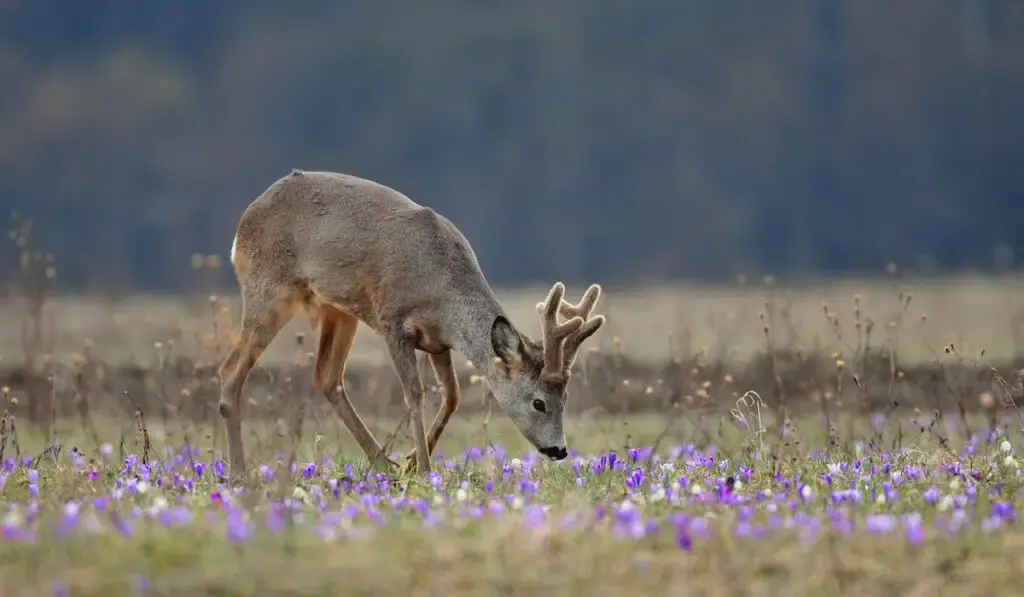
[7,274,1024,370]
[0,275,1023,595]
[2,274,1023,425]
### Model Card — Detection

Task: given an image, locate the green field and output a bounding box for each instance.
[0,276,1023,595]
[1,412,1023,596]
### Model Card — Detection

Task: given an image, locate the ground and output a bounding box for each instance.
[1,412,1023,596]
[0,277,1023,596]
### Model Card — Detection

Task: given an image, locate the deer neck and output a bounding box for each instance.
[448,297,508,377]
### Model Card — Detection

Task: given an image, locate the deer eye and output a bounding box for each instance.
[532,399,547,413]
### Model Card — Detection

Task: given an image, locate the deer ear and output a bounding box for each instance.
[490,316,524,367]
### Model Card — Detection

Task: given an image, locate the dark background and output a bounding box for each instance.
[1,1,1021,292]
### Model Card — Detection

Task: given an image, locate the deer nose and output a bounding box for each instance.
[539,446,568,461]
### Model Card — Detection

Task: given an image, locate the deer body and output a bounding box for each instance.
[219,169,605,477]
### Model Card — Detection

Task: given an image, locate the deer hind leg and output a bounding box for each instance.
[312,306,395,470]
[385,329,431,474]
[404,350,461,466]
[218,286,293,478]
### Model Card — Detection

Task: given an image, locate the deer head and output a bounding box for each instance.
[488,282,605,459]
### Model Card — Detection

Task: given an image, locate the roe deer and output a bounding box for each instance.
[218,169,605,476]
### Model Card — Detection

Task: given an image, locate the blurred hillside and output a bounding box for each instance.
[0,1,1021,292]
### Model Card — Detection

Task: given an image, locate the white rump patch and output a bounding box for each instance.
[230,234,238,265]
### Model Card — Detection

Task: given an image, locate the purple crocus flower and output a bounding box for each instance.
[110,512,134,537]
[981,516,1004,533]
[427,472,443,490]
[905,522,924,545]
[159,507,194,528]
[134,574,150,595]
[677,528,692,550]
[992,501,1016,523]
[225,508,253,542]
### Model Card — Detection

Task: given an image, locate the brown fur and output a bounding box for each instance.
[217,170,606,478]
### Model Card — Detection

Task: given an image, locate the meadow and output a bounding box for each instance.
[1,272,1024,595]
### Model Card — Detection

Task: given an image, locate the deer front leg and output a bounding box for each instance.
[386,333,431,475]
[313,307,396,471]
[404,350,461,467]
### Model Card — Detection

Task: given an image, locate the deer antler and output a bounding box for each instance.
[537,282,584,379]
[558,284,604,371]
[536,283,605,378]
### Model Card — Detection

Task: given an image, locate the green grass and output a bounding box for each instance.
[1,273,1024,595]
[1,412,1023,596]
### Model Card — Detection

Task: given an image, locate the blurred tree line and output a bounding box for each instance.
[0,1,1021,292]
